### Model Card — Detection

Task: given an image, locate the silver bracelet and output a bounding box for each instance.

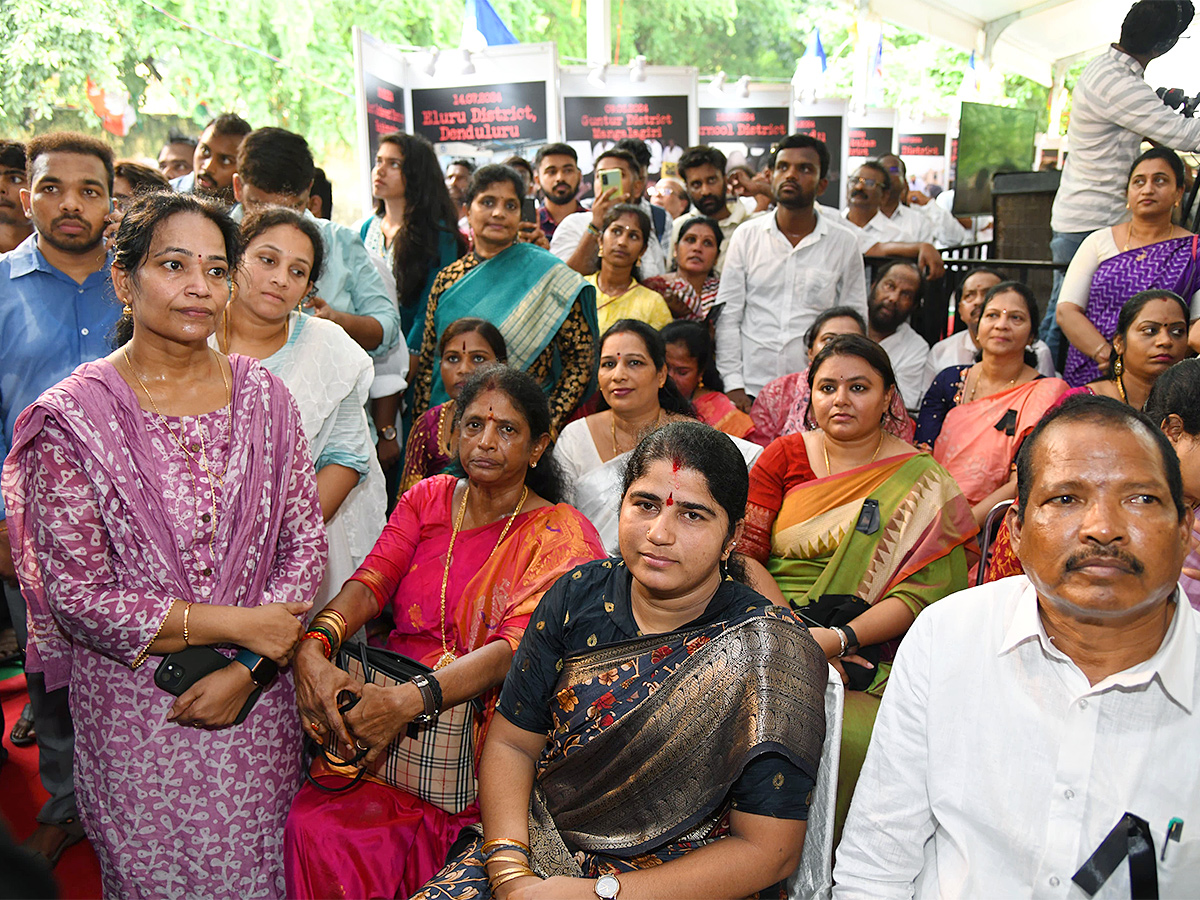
[830,626,849,657]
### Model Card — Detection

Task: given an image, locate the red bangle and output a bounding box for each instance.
[302,631,333,660]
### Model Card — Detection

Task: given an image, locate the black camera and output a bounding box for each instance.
[1156,86,1200,118]
[158,661,186,690]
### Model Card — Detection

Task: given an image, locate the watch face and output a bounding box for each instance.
[595,874,620,899]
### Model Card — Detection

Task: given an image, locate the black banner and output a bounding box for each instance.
[698,107,789,147]
[794,114,843,208]
[848,126,892,158]
[564,96,689,146]
[363,70,406,164]
[898,133,946,157]
[411,82,547,144]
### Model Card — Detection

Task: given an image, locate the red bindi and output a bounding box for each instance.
[665,493,674,507]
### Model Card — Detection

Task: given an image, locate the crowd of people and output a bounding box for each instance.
[1,1,1200,896]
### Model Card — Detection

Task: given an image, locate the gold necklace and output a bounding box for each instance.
[1115,375,1128,403]
[823,430,884,476]
[967,366,1017,403]
[610,409,663,456]
[436,482,528,669]
[123,347,233,484]
[122,347,232,561]
[1123,221,1174,252]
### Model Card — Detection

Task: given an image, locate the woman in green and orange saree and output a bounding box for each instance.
[743,335,977,841]
[415,421,829,900]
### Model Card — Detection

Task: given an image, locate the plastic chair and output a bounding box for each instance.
[787,663,845,900]
[976,499,1014,583]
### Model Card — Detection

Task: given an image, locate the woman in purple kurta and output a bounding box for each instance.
[1,193,327,899]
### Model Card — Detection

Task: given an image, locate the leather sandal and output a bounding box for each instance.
[23,819,86,867]
[9,703,35,746]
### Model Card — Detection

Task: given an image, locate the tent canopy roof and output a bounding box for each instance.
[867,0,1175,85]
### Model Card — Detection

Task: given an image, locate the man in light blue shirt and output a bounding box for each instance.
[230,127,399,358]
[168,112,252,208]
[0,131,120,865]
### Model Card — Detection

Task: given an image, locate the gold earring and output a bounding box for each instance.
[1113,355,1124,377]
[121,296,132,316]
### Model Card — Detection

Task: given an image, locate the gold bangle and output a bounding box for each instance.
[486,852,531,867]
[488,866,535,880]
[482,837,531,855]
[310,611,346,646]
[182,602,193,646]
[490,870,537,889]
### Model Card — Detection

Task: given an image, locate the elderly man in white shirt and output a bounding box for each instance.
[921,267,1056,403]
[865,260,930,414]
[835,394,1200,899]
[713,133,867,411]
[877,154,936,246]
[842,160,945,281]
[1041,0,1200,365]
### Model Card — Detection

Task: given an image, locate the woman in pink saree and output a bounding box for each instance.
[284,364,604,899]
[917,281,1068,524]
[1,193,328,899]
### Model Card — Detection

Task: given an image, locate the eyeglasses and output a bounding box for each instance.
[847,176,881,189]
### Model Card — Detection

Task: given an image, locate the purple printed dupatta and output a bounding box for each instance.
[1065,234,1200,386]
[2,354,326,690]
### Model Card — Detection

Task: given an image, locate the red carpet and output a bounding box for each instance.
[0,674,103,899]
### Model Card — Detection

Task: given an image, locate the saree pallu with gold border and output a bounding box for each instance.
[745,448,976,841]
[415,605,827,899]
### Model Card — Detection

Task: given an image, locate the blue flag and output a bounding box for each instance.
[814,28,827,72]
[468,0,517,46]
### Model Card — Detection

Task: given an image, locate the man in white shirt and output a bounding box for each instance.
[922,267,1056,403]
[670,145,751,273]
[842,160,944,280]
[877,154,935,246]
[835,394,1200,899]
[549,146,669,278]
[1041,0,1200,364]
[714,134,867,411]
[866,261,929,413]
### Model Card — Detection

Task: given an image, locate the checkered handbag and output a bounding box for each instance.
[324,642,480,814]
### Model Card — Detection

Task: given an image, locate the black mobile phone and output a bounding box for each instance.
[856,498,881,535]
[154,647,262,725]
[521,197,537,223]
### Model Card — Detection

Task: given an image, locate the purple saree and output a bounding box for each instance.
[1,354,327,899]
[1065,234,1200,386]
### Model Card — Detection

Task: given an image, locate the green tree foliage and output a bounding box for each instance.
[0,0,1069,152]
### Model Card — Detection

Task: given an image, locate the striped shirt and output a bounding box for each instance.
[1051,45,1200,233]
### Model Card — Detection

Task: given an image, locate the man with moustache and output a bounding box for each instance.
[865,260,929,413]
[843,160,944,280]
[169,112,251,207]
[836,394,1200,898]
[670,145,750,274]
[0,132,119,866]
[713,133,866,412]
[533,143,584,241]
[0,141,32,253]
[156,129,196,181]
[921,267,1056,403]
[444,158,474,229]
[876,153,935,245]
[550,146,671,278]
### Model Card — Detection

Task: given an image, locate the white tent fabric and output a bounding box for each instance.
[866,0,1194,87]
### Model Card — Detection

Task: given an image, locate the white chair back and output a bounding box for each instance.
[787,663,845,900]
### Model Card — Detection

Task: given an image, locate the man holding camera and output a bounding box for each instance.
[1041,0,1200,362]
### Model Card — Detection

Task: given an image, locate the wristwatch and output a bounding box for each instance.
[379,425,398,442]
[594,874,620,899]
[233,649,278,687]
